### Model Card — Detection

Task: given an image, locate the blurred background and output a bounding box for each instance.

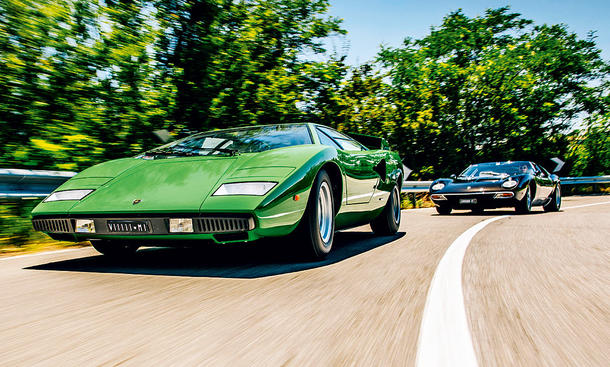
[1,0,608,250]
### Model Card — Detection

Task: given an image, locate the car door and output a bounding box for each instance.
[316,127,379,204]
[532,163,553,200]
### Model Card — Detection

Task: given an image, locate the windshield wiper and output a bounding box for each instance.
[147,149,198,157]
[147,147,239,157]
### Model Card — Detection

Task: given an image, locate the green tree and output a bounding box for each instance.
[377,7,609,178]
[154,0,346,130]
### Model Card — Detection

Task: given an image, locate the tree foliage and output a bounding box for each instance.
[0,4,608,179]
[376,7,608,178]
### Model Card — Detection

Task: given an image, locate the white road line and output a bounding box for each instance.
[416,215,510,367]
[563,201,610,209]
[415,199,610,367]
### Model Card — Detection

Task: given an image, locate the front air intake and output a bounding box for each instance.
[194,216,253,233]
[32,218,73,233]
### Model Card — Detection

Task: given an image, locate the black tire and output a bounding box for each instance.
[371,184,401,235]
[543,184,561,212]
[435,205,452,215]
[471,206,484,214]
[297,170,335,259]
[515,185,532,214]
[91,240,139,258]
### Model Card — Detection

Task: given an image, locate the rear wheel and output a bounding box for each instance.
[543,184,561,212]
[91,240,139,258]
[297,170,335,259]
[435,205,452,215]
[371,184,401,235]
[515,185,532,214]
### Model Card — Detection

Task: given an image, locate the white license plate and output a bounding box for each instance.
[459,198,477,204]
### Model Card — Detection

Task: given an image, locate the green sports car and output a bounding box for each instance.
[32,123,404,259]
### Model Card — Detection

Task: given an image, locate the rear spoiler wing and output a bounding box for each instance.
[348,133,390,150]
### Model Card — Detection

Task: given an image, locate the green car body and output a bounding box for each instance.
[32,123,404,255]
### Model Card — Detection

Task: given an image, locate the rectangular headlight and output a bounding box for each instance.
[213,182,277,196]
[75,219,95,233]
[44,189,94,202]
[169,218,194,233]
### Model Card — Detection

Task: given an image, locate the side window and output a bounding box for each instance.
[317,126,366,151]
[317,129,342,149]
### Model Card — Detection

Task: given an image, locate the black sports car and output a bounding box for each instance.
[429,161,561,215]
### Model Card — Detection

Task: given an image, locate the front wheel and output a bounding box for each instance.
[297,170,335,259]
[91,240,139,258]
[436,205,452,215]
[371,184,401,235]
[543,184,561,212]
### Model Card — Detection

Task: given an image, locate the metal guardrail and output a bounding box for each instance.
[0,169,608,198]
[556,176,610,185]
[0,169,76,198]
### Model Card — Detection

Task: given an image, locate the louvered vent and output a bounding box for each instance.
[32,218,73,233]
[194,217,252,233]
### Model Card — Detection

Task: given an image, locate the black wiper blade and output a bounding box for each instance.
[200,147,239,156]
[147,149,198,157]
[148,147,239,157]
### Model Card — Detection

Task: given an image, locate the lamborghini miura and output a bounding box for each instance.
[429,161,561,215]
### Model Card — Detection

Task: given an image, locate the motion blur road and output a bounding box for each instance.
[0,195,608,366]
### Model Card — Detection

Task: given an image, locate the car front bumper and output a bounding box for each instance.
[430,190,520,209]
[32,210,303,245]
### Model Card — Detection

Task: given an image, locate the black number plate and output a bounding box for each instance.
[107,220,150,233]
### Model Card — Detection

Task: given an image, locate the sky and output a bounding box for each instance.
[325,0,610,65]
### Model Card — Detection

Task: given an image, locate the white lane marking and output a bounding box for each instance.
[0,247,89,261]
[416,199,610,366]
[563,201,610,209]
[416,215,510,367]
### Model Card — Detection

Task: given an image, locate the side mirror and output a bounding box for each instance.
[450,174,457,179]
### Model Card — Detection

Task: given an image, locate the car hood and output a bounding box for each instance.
[63,145,324,215]
[69,157,239,214]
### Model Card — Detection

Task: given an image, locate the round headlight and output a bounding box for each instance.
[431,182,445,191]
[501,180,518,189]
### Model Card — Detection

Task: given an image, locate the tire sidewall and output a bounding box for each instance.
[306,170,335,257]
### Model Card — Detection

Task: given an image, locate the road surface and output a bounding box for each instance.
[0,195,608,366]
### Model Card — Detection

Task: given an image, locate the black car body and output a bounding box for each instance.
[429,161,561,215]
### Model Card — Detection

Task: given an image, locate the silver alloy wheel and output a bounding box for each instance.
[526,187,531,211]
[317,181,333,245]
[391,186,401,225]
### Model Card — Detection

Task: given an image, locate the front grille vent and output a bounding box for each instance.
[194,217,252,233]
[33,218,73,233]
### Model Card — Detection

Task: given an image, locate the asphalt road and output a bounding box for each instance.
[0,195,608,366]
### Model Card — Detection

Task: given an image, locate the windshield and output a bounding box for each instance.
[146,124,312,157]
[459,162,533,178]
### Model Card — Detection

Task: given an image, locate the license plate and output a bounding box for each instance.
[107,220,150,233]
[459,198,477,204]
